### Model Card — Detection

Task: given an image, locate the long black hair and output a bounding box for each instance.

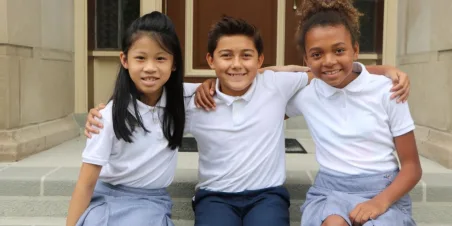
[110,11,185,150]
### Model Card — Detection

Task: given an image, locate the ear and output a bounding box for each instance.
[119,52,129,69]
[257,53,265,68]
[353,42,360,61]
[206,53,215,69]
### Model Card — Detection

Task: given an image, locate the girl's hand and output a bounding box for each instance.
[84,103,106,138]
[386,69,410,103]
[349,198,389,226]
[195,79,216,110]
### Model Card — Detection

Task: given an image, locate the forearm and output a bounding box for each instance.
[373,163,422,207]
[365,65,393,76]
[66,184,95,226]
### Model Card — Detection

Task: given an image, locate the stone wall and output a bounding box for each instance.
[397,0,452,168]
[0,0,79,161]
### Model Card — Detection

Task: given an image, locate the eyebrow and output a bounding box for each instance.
[217,49,256,54]
[132,50,168,55]
[308,42,346,52]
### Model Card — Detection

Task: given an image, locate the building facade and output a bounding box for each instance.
[1,0,451,169]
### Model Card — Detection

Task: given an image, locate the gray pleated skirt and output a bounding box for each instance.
[76,181,175,226]
[300,169,416,226]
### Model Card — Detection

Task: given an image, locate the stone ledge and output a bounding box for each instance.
[415,125,452,169]
[0,115,79,162]
[0,167,449,202]
[0,197,451,224]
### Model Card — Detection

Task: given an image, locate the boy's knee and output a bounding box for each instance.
[321,215,349,226]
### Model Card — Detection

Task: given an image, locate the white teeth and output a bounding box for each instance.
[142,77,156,81]
[228,73,246,76]
[324,70,340,75]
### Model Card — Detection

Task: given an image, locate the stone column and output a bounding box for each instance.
[0,0,79,161]
[397,0,452,168]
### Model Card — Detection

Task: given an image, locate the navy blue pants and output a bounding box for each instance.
[192,186,290,226]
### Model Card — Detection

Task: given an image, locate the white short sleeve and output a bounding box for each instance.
[385,96,415,137]
[270,71,309,101]
[82,116,115,166]
[285,90,304,117]
[183,83,201,97]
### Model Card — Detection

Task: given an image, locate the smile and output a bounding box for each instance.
[142,77,157,81]
[322,69,341,75]
[227,73,246,76]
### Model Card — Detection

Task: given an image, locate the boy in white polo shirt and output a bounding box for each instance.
[84,16,411,226]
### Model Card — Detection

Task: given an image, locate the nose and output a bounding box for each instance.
[324,53,337,67]
[143,60,157,73]
[231,56,242,69]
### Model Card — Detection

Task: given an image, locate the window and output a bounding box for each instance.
[354,0,384,53]
[91,0,140,50]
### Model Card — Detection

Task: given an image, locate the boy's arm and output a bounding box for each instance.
[84,104,106,138]
[262,64,410,102]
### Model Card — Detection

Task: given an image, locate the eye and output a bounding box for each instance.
[311,53,321,58]
[221,53,232,58]
[243,53,253,58]
[135,56,145,60]
[336,48,345,54]
[156,56,167,61]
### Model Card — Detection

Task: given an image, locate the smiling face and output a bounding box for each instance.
[206,35,264,96]
[303,24,359,88]
[120,34,174,103]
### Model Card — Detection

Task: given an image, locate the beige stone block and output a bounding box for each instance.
[0,55,20,129]
[0,44,32,57]
[93,57,121,105]
[20,58,74,125]
[0,0,8,44]
[0,143,19,162]
[0,45,15,56]
[397,0,408,55]
[402,61,452,131]
[0,116,79,162]
[6,0,41,47]
[430,0,452,51]
[39,115,79,149]
[38,48,73,62]
[41,0,74,52]
[405,0,431,54]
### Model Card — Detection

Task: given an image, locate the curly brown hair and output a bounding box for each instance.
[296,0,363,57]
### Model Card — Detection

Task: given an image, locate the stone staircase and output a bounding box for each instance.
[0,134,452,226]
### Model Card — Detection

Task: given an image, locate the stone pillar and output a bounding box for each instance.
[0,0,79,161]
[397,0,452,168]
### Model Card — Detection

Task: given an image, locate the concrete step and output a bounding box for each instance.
[1,136,452,225]
[1,196,452,224]
[0,217,195,226]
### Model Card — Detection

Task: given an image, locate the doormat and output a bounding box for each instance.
[180,137,307,154]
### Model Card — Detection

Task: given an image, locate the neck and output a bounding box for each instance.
[140,88,163,106]
[219,83,251,96]
[334,71,359,89]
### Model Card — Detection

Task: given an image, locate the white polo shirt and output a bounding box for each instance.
[286,62,415,175]
[82,89,178,189]
[186,70,309,192]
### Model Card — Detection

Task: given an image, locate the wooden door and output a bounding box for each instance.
[165,0,278,83]
[284,0,304,66]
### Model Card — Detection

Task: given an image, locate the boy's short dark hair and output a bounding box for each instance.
[207,16,264,56]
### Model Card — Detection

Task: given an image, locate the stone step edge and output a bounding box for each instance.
[1,167,450,202]
[0,197,452,224]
